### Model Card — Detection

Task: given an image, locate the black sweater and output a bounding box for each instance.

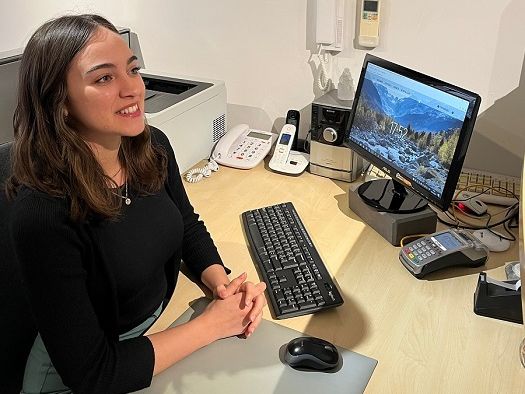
[9,128,225,393]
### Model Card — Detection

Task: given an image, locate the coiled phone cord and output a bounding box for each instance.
[317,45,332,91]
[184,159,219,183]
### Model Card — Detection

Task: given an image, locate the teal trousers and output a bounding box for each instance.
[22,302,163,394]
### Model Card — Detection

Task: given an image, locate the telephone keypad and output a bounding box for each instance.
[228,136,272,163]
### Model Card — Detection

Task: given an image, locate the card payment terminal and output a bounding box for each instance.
[399,229,489,278]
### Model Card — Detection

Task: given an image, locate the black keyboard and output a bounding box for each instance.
[242,202,344,319]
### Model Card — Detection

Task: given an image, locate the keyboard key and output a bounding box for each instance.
[274,289,285,302]
[280,304,298,314]
[299,301,317,310]
[282,259,298,269]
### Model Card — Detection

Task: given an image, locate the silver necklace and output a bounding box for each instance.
[123,181,131,205]
[112,180,131,205]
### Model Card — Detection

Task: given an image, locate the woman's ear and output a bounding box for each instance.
[63,99,70,120]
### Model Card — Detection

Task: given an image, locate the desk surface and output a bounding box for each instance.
[148,161,525,393]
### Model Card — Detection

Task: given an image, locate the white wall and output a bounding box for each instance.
[2,0,524,174]
[0,0,134,51]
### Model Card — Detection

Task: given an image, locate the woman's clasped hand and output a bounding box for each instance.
[206,272,267,339]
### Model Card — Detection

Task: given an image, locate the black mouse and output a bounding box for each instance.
[284,336,340,371]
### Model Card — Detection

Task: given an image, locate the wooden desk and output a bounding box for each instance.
[149,162,524,393]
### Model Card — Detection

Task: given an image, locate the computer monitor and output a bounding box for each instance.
[344,54,481,213]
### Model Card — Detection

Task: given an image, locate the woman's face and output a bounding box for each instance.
[66,27,145,145]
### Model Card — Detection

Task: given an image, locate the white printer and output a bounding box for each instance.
[142,71,227,173]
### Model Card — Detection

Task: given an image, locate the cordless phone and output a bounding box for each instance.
[285,110,300,151]
[269,124,309,175]
[270,124,296,167]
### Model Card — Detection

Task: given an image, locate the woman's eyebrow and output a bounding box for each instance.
[85,56,138,75]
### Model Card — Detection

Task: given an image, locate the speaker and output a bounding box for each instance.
[309,90,363,182]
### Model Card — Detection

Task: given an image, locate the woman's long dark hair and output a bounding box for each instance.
[7,14,167,222]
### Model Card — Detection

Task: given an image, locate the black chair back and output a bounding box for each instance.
[0,142,37,394]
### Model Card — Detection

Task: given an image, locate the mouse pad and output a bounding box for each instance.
[138,298,377,394]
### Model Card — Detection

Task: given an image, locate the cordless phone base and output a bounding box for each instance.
[269,151,309,175]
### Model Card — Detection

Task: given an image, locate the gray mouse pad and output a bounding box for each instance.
[138,298,377,394]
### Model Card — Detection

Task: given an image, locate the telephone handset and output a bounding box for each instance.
[211,124,275,170]
[269,125,309,175]
[316,0,344,52]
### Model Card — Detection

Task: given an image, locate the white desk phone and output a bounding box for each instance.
[184,123,309,182]
[212,124,275,169]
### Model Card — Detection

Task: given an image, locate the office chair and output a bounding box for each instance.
[0,142,37,394]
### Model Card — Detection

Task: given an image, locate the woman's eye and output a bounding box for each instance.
[130,66,142,75]
[96,75,112,83]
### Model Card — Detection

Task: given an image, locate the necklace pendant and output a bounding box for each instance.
[125,197,131,206]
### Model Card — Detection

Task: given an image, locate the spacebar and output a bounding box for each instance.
[280,305,298,314]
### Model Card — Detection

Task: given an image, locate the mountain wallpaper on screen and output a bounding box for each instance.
[349,76,464,198]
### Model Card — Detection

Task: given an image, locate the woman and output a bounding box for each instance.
[7,14,266,394]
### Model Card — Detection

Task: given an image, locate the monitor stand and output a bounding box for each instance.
[349,183,437,246]
[357,179,428,213]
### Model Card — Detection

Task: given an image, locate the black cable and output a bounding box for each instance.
[361,162,372,178]
[484,211,493,229]
[437,211,517,231]
[487,224,515,242]
[452,185,520,204]
[207,138,222,161]
[443,200,519,228]
[303,130,312,154]
[494,220,516,241]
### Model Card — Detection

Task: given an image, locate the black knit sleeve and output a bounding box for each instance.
[150,126,230,279]
[9,190,154,394]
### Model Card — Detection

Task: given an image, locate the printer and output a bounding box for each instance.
[143,71,227,173]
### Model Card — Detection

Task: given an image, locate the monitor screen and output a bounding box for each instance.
[344,54,481,212]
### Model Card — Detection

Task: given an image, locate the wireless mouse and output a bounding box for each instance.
[284,336,340,372]
[457,198,488,216]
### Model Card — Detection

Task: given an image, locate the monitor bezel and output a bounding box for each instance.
[344,54,481,211]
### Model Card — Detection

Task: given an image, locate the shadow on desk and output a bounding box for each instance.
[288,288,370,349]
[424,266,494,281]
